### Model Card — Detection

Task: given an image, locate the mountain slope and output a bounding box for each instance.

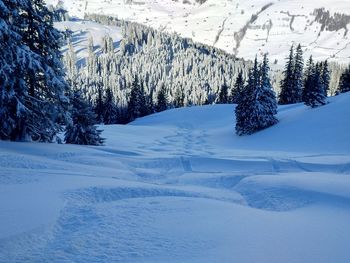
[133,91,350,154]
[47,0,350,64]
[1,93,350,262]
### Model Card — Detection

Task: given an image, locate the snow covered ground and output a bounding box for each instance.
[47,0,350,64]
[1,93,350,262]
[55,20,122,62]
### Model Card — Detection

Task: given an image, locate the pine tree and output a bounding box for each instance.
[292,44,304,102]
[102,88,118,124]
[304,63,327,108]
[0,0,68,141]
[155,84,168,112]
[65,90,104,145]
[127,76,147,121]
[19,0,70,141]
[321,60,330,96]
[146,87,155,114]
[217,82,229,104]
[303,56,315,102]
[0,0,22,140]
[94,85,104,123]
[235,59,260,136]
[337,65,350,94]
[235,55,278,135]
[174,87,185,108]
[279,46,295,104]
[259,54,278,127]
[231,71,244,104]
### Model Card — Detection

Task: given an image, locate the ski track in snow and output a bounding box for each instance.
[1,94,350,262]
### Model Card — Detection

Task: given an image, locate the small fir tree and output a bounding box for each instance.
[235,55,278,135]
[65,91,104,145]
[231,71,244,104]
[337,65,350,94]
[303,56,315,102]
[304,63,327,108]
[217,82,229,104]
[102,88,118,124]
[94,85,104,124]
[155,84,168,112]
[321,60,330,96]
[292,44,304,102]
[279,45,295,104]
[127,76,147,121]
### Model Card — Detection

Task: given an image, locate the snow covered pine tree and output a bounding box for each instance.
[304,63,327,108]
[230,71,244,104]
[155,84,168,112]
[20,0,69,141]
[0,0,69,142]
[337,64,350,94]
[102,88,119,124]
[127,76,147,121]
[65,90,104,146]
[0,0,25,140]
[321,60,330,96]
[279,44,303,104]
[303,59,327,108]
[235,55,278,135]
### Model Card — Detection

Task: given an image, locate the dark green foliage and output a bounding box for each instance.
[217,82,229,104]
[155,84,168,112]
[303,56,315,102]
[279,46,295,104]
[102,88,118,124]
[304,63,327,108]
[127,76,147,121]
[231,71,244,104]
[321,60,330,96]
[65,91,104,145]
[337,65,350,94]
[292,44,304,100]
[94,86,104,123]
[279,44,304,104]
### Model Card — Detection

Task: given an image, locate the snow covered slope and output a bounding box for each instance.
[1,93,350,262]
[47,0,350,64]
[55,20,122,61]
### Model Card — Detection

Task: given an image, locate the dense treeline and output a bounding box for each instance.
[64,15,250,124]
[63,15,350,127]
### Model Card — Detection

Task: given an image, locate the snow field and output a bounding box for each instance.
[1,93,350,262]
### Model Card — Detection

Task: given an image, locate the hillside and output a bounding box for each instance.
[1,93,350,262]
[47,0,350,64]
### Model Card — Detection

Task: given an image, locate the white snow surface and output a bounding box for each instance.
[1,93,350,262]
[46,0,350,64]
[55,20,122,62]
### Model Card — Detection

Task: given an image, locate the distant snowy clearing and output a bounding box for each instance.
[1,93,350,262]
